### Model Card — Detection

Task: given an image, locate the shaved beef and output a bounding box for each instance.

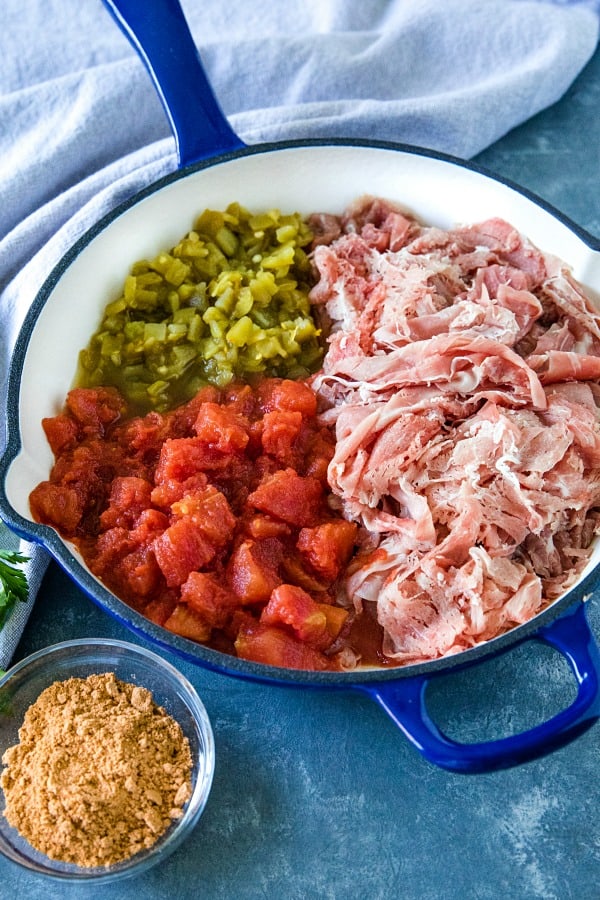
[313,333,547,410]
[527,350,600,383]
[453,218,548,284]
[309,196,600,664]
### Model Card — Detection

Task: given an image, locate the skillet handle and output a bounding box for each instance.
[102,0,246,167]
[356,603,600,773]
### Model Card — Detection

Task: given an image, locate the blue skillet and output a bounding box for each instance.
[1,0,599,773]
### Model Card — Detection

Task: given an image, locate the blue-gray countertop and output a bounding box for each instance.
[1,44,600,900]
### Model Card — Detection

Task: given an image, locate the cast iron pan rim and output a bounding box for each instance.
[2,136,600,687]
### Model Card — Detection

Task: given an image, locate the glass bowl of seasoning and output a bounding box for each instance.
[0,637,215,883]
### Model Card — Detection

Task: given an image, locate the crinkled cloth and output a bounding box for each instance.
[0,0,598,667]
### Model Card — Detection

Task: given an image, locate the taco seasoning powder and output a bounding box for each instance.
[0,671,193,867]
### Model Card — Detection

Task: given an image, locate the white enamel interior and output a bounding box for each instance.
[6,144,600,596]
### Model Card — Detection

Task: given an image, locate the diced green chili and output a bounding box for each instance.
[76,203,323,413]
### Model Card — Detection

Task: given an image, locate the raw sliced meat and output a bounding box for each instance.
[309,196,600,664]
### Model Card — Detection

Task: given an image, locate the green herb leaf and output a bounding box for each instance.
[0,550,30,629]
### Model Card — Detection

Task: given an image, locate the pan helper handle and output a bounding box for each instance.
[357,603,600,773]
[102,0,246,167]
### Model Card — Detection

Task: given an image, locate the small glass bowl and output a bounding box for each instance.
[0,637,215,883]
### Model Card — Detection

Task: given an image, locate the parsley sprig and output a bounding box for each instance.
[0,550,29,628]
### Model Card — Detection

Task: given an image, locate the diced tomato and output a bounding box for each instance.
[260,584,330,648]
[257,378,318,417]
[280,552,329,592]
[260,584,349,648]
[239,419,263,457]
[31,377,362,670]
[227,539,282,604]
[116,545,163,600]
[167,385,221,434]
[304,455,330,484]
[150,473,208,508]
[303,428,336,482]
[193,402,249,452]
[95,525,163,595]
[222,383,256,417]
[224,609,258,642]
[42,414,79,455]
[297,521,358,581]
[93,526,133,571]
[235,622,330,670]
[163,604,212,642]
[99,476,154,529]
[244,514,291,540]
[153,518,217,586]
[181,571,238,627]
[171,485,236,544]
[66,387,125,435]
[143,592,177,626]
[129,508,170,543]
[260,409,304,466]
[247,469,324,527]
[210,477,253,517]
[252,454,280,484]
[28,483,83,534]
[320,604,349,641]
[50,440,121,495]
[154,437,215,483]
[115,411,169,459]
[154,437,253,489]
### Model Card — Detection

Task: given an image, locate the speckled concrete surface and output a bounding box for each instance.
[1,44,599,900]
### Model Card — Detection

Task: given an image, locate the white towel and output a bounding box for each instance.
[0,0,598,667]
